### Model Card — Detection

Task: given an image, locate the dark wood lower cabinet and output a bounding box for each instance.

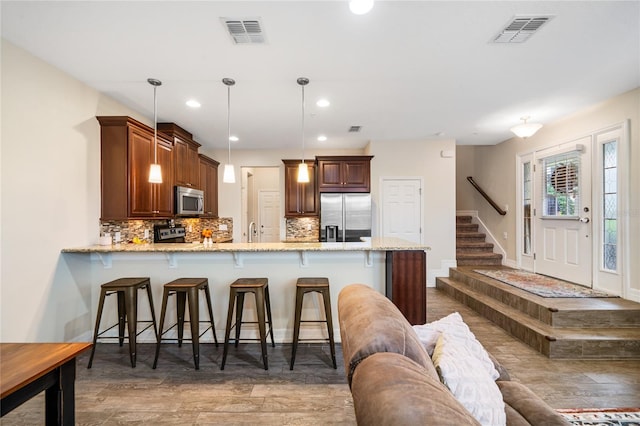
[385,250,426,325]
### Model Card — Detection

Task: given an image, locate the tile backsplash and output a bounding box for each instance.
[285,217,320,241]
[100,217,233,243]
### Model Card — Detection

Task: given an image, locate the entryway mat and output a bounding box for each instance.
[473,269,618,298]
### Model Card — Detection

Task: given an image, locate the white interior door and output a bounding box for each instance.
[534,138,592,286]
[258,190,280,242]
[381,178,422,243]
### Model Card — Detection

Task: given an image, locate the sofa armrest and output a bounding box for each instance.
[338,284,436,385]
[351,352,481,426]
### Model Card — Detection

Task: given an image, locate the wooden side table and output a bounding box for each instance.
[1,342,92,425]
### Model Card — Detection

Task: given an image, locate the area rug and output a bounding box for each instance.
[473,269,617,298]
[557,408,640,425]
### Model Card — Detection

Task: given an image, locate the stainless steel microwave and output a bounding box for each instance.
[175,186,204,216]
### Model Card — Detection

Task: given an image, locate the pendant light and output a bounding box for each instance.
[222,78,236,183]
[297,77,310,183]
[147,78,163,183]
[510,116,543,139]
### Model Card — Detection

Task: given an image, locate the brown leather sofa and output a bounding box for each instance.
[338,284,569,425]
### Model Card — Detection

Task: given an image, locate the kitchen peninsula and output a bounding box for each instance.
[62,238,429,343]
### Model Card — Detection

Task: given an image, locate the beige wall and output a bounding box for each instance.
[460,88,639,298]
[367,138,457,284]
[1,40,149,340]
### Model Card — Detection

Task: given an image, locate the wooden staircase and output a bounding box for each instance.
[436,267,640,359]
[456,215,503,266]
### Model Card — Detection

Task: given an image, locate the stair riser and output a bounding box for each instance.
[457,236,487,243]
[449,268,640,328]
[456,216,472,224]
[457,259,503,266]
[436,278,551,356]
[437,277,640,359]
[448,268,552,324]
[457,247,495,253]
[456,224,479,232]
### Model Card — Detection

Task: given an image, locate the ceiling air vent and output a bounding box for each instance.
[492,16,553,43]
[222,18,265,44]
[348,126,362,133]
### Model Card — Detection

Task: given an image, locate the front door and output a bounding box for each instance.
[534,137,592,286]
[381,178,422,243]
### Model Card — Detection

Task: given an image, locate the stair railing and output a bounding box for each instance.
[467,176,507,216]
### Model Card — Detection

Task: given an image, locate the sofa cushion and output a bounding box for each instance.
[497,381,570,425]
[413,312,500,381]
[432,333,506,426]
[351,352,481,426]
[338,284,436,385]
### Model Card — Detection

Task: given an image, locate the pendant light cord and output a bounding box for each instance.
[153,84,158,164]
[301,83,305,165]
[227,83,231,164]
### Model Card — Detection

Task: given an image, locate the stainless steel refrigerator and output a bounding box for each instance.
[320,193,372,242]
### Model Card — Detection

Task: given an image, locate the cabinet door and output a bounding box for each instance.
[199,158,218,218]
[317,160,343,192]
[284,161,318,217]
[153,139,174,216]
[128,126,154,217]
[188,147,200,189]
[342,160,370,191]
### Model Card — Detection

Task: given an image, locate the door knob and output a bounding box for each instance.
[579,217,590,223]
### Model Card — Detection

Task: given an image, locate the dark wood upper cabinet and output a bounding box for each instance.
[98,116,174,220]
[199,154,219,218]
[158,123,201,189]
[283,160,318,217]
[316,155,373,192]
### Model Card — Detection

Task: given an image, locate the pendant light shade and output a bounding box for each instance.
[222,78,236,183]
[510,116,543,139]
[297,77,310,183]
[147,78,163,183]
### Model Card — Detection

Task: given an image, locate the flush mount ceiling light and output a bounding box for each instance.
[349,0,374,15]
[510,116,543,139]
[185,99,201,108]
[297,77,310,183]
[222,78,236,183]
[147,78,163,184]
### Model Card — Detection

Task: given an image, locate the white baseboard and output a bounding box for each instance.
[428,259,456,287]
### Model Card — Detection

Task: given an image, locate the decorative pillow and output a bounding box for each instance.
[432,332,506,426]
[412,312,499,380]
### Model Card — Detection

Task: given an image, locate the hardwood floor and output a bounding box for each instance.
[3,288,639,425]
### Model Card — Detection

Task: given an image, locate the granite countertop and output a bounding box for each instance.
[61,237,430,253]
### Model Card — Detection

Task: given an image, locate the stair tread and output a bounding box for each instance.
[456,232,486,238]
[437,277,640,341]
[457,242,494,247]
[457,252,503,259]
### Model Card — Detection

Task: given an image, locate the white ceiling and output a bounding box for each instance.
[2,1,638,151]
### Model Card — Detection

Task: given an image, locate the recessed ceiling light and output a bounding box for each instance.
[316,99,330,108]
[229,135,239,142]
[349,0,374,15]
[317,135,327,142]
[186,99,201,108]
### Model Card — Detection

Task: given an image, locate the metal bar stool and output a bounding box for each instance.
[87,277,157,368]
[221,278,275,370]
[290,277,337,370]
[153,278,218,370]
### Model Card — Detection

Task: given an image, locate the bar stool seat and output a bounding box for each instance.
[153,278,218,370]
[290,277,337,370]
[87,277,157,368]
[221,278,274,370]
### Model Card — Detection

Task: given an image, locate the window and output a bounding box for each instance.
[542,151,581,218]
[602,140,618,272]
[523,161,532,254]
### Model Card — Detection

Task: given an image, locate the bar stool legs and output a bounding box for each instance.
[290,277,337,370]
[87,277,157,368]
[221,278,274,370]
[153,278,218,370]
